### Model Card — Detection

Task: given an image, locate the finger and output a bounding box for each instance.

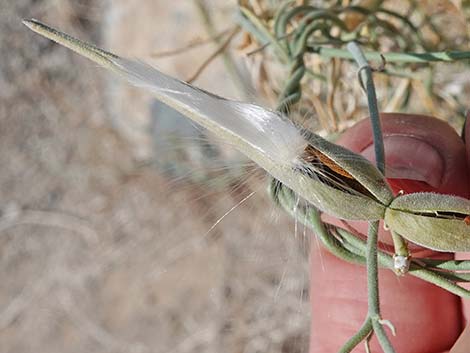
[455,252,470,324]
[450,325,470,353]
[326,113,470,251]
[464,110,470,163]
[338,113,469,197]
[311,114,468,352]
[460,113,470,324]
[310,243,462,353]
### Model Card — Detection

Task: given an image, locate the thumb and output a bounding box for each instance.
[337,113,469,197]
[323,113,470,252]
[465,112,470,177]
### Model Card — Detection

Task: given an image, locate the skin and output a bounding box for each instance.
[310,113,470,353]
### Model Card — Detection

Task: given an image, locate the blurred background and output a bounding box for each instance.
[1,1,469,352]
[0,1,310,353]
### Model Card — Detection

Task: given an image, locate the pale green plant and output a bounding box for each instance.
[23,18,470,353]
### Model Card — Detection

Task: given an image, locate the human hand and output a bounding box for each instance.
[310,113,470,352]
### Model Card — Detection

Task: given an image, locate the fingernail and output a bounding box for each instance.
[362,136,443,188]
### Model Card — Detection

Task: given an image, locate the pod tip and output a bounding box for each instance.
[22,18,39,30]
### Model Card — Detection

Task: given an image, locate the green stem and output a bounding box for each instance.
[338,319,373,353]
[308,46,470,63]
[348,42,395,352]
[426,271,470,283]
[347,41,385,174]
[372,318,396,352]
[336,227,470,296]
[307,208,366,265]
[367,222,396,352]
[336,228,394,271]
[272,184,367,265]
[390,231,408,257]
[408,266,470,298]
[366,222,381,314]
[390,230,410,275]
[417,259,470,271]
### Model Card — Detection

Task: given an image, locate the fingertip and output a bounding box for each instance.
[450,325,470,353]
[464,112,470,168]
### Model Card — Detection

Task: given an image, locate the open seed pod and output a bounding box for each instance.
[288,130,394,220]
[385,192,470,251]
[24,19,394,222]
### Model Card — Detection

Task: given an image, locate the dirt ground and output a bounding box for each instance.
[0,1,310,353]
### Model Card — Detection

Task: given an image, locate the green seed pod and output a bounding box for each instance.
[23,19,394,221]
[384,192,470,251]
[284,131,394,220]
[303,131,394,205]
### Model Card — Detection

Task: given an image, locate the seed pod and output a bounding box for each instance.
[289,131,394,220]
[384,192,470,251]
[302,131,394,204]
[23,19,394,221]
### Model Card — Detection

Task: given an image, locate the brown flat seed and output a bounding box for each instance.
[464,215,470,226]
[303,145,354,179]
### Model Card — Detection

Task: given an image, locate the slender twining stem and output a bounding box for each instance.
[390,230,410,275]
[306,207,365,265]
[335,227,470,296]
[347,42,384,174]
[390,230,408,257]
[417,259,470,272]
[347,42,395,353]
[272,184,367,265]
[277,196,470,296]
[409,267,470,298]
[366,221,380,315]
[339,319,373,353]
[372,318,396,352]
[308,46,470,63]
[367,222,396,352]
[418,270,470,283]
